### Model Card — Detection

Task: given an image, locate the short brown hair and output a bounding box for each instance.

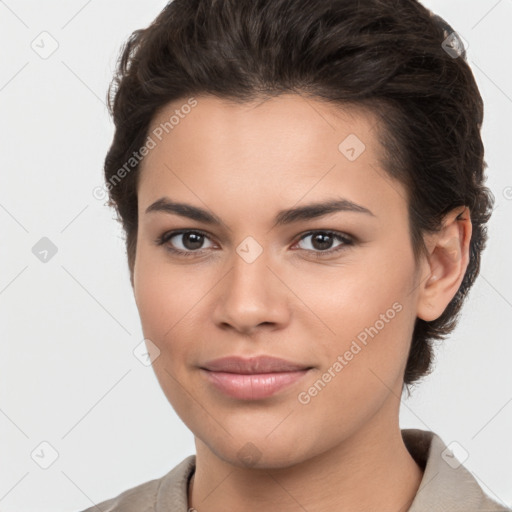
[103,0,493,391]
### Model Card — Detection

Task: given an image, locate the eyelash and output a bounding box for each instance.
[156,229,355,259]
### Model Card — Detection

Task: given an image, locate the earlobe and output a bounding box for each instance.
[416,207,472,322]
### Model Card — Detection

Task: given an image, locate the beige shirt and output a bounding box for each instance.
[80,429,511,511]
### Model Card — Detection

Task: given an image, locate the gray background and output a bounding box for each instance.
[1,0,511,510]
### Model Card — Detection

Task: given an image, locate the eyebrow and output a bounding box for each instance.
[145,196,376,226]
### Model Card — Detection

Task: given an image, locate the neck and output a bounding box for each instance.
[188,416,424,512]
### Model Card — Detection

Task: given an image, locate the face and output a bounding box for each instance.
[133,94,425,469]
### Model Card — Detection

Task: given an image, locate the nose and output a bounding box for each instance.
[212,246,291,335]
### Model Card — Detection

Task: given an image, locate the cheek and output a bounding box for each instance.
[134,249,187,344]
[133,250,216,374]
[301,246,416,377]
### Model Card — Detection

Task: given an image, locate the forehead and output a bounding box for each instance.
[137,94,407,223]
[142,93,380,167]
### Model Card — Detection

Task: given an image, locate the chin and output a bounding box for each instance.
[193,421,321,470]
[215,441,310,470]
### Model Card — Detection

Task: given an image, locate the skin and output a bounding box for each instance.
[132,93,472,512]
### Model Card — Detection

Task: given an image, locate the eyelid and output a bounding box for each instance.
[294,229,354,242]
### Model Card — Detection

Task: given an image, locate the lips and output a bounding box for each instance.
[200,356,313,400]
[200,355,311,374]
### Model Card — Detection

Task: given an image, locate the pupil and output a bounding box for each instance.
[312,233,333,251]
[184,232,203,250]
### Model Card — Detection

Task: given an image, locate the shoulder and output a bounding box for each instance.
[79,478,160,512]
[402,429,511,512]
[77,455,196,512]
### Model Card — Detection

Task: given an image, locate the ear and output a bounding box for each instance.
[416,206,472,322]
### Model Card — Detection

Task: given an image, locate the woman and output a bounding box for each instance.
[82,0,511,510]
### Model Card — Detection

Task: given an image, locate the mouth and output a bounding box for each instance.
[201,355,312,374]
[199,355,313,400]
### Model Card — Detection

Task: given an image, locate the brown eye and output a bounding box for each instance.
[294,231,354,256]
[174,232,207,251]
[158,230,215,256]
